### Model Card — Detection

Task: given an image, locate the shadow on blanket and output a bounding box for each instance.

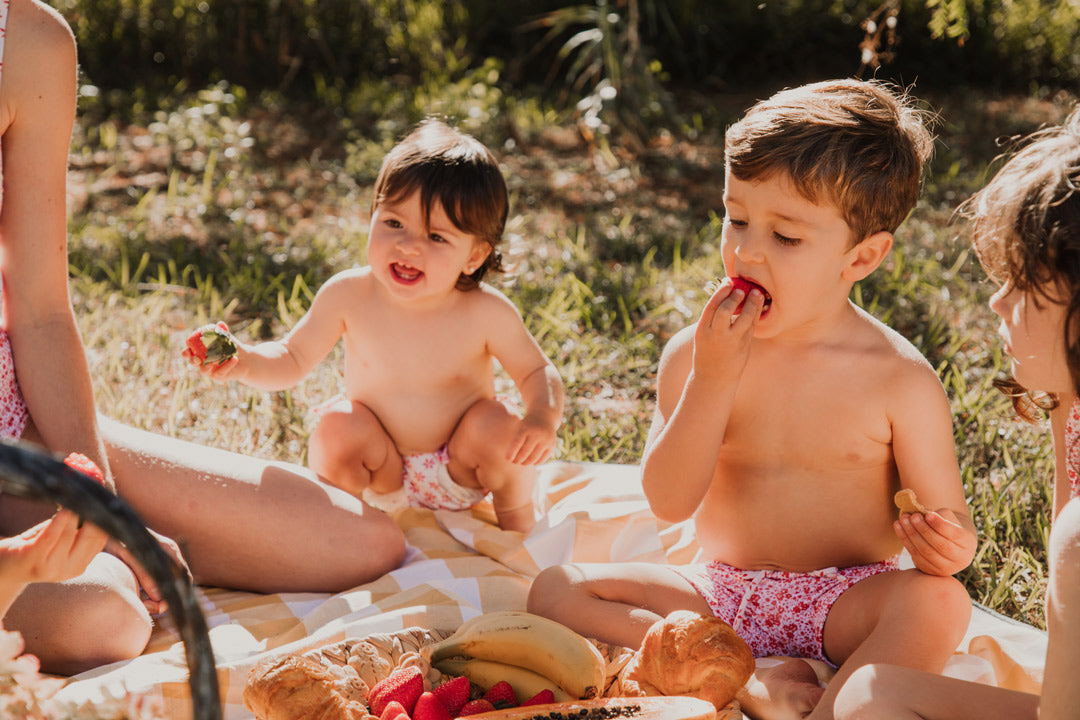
[56,462,1047,719]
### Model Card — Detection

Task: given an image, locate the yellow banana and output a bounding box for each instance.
[434,657,574,704]
[424,611,606,699]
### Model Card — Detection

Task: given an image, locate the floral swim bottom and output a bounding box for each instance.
[0,330,28,440]
[674,556,901,664]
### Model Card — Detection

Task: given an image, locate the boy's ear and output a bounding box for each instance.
[841,231,893,282]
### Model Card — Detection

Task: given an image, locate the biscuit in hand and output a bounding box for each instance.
[894,488,930,515]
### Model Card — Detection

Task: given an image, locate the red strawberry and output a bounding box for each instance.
[521,689,555,707]
[380,701,410,720]
[457,699,495,717]
[186,321,237,365]
[413,692,451,720]
[729,276,771,313]
[482,681,516,709]
[369,666,424,716]
[432,676,471,717]
[63,453,105,485]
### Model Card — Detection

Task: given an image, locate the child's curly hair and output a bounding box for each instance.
[372,118,508,290]
[963,107,1080,420]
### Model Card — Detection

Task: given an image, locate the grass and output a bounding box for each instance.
[67,79,1077,630]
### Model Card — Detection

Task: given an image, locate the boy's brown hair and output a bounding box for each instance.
[372,118,508,289]
[724,79,934,245]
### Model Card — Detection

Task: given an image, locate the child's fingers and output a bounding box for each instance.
[701,285,744,331]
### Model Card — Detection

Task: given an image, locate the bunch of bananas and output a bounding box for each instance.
[422,611,607,704]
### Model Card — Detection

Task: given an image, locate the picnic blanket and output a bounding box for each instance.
[56,461,1048,718]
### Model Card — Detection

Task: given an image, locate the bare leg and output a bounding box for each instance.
[527,561,713,649]
[308,399,403,496]
[1043,497,1080,719]
[834,664,1038,720]
[2,552,151,675]
[0,437,151,676]
[449,399,536,532]
[101,416,405,593]
[796,569,972,720]
[738,660,825,720]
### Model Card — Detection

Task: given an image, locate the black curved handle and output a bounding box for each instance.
[0,439,220,720]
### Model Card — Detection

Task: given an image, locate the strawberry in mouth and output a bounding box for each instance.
[730,276,772,315]
[391,262,423,284]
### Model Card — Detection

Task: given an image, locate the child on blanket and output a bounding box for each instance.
[833,107,1080,720]
[185,118,563,532]
[527,79,978,720]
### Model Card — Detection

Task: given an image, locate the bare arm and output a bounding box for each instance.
[890,360,977,575]
[485,289,564,464]
[0,2,113,485]
[189,271,358,390]
[642,283,760,521]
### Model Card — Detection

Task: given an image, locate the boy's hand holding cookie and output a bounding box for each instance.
[892,489,977,576]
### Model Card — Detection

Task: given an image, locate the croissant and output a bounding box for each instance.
[621,610,754,709]
[243,654,373,720]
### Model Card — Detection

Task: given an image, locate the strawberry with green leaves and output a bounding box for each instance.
[185,321,238,366]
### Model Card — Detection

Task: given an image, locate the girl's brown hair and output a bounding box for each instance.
[372,118,508,290]
[964,107,1080,420]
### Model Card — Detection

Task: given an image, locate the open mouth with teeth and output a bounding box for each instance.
[730,276,773,314]
[391,262,423,284]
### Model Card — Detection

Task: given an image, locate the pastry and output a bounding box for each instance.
[243,654,372,720]
[621,610,753,709]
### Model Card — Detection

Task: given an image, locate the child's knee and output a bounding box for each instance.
[528,565,576,616]
[23,560,152,675]
[894,571,972,637]
[453,399,515,458]
[1048,499,1080,608]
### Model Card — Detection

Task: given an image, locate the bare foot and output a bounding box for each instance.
[737,658,825,720]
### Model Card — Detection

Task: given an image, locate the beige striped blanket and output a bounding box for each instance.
[56,461,1047,719]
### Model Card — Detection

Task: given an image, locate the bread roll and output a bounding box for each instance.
[621,610,753,709]
[243,654,372,720]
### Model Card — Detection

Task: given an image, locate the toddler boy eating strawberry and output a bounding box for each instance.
[529,79,977,720]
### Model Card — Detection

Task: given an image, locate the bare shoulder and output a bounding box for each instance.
[317,266,374,299]
[1,0,76,125]
[854,307,945,397]
[467,282,525,319]
[656,324,695,383]
[6,0,76,69]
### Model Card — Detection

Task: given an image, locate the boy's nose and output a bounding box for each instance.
[733,232,765,263]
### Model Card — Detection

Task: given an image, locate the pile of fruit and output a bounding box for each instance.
[371,668,557,720]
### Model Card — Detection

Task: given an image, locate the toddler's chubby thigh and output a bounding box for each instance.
[823,568,971,666]
[5,552,151,675]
